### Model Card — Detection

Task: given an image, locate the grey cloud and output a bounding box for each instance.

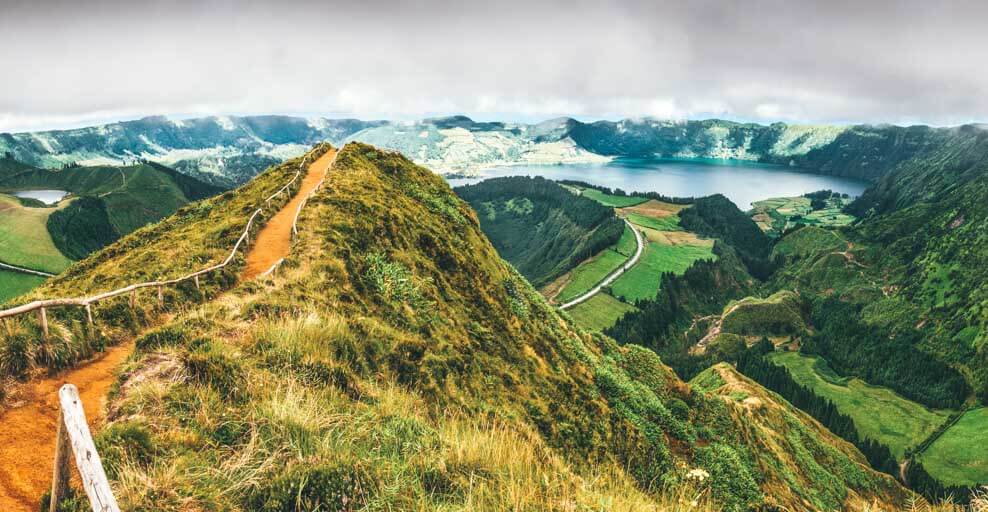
[1,0,987,132]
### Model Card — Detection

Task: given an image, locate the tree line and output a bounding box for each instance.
[556,180,696,204]
[803,297,970,410]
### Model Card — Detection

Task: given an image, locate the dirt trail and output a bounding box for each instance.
[0,341,133,511]
[242,149,336,280]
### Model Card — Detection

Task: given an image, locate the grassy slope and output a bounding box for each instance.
[610,241,714,302]
[692,364,913,511]
[87,143,913,512]
[0,270,46,303]
[0,194,73,273]
[918,408,988,486]
[769,352,950,458]
[626,211,681,231]
[567,292,637,331]
[555,249,627,302]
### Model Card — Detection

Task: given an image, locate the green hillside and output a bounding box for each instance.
[0,160,224,262]
[2,143,919,512]
[0,270,46,303]
[0,193,73,273]
[455,176,623,288]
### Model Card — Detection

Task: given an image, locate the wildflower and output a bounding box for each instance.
[686,468,710,482]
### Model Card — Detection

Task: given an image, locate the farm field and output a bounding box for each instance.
[578,187,647,207]
[554,248,627,303]
[917,408,988,486]
[566,292,637,331]
[0,194,73,273]
[0,270,46,304]
[609,241,714,302]
[625,211,681,231]
[750,195,855,235]
[768,351,951,458]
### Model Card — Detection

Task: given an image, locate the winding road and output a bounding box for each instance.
[560,218,644,310]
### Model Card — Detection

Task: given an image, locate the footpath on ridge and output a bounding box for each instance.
[242,148,336,280]
[0,149,336,512]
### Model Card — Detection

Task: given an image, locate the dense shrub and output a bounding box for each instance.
[246,462,369,512]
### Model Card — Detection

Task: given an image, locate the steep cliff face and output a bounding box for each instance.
[59,143,917,511]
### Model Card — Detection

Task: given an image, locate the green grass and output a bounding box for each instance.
[609,242,715,302]
[556,249,628,302]
[0,269,47,304]
[626,212,681,231]
[567,292,637,331]
[768,351,951,458]
[918,408,988,486]
[613,223,638,257]
[579,188,647,207]
[0,193,73,272]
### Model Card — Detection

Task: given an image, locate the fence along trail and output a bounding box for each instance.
[0,145,332,512]
[243,148,337,279]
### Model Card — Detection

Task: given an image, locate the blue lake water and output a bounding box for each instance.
[446,158,869,209]
[13,189,69,205]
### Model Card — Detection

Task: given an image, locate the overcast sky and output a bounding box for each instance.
[1,0,987,133]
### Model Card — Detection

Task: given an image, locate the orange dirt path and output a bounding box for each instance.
[0,341,134,512]
[242,149,336,280]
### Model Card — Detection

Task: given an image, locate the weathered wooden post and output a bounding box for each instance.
[129,290,136,309]
[38,306,49,338]
[48,409,72,512]
[51,384,120,512]
[194,274,200,292]
[157,285,164,306]
[85,303,94,326]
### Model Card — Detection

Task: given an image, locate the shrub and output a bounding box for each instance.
[181,348,246,400]
[247,462,369,511]
[0,329,32,377]
[95,419,156,479]
[136,325,189,352]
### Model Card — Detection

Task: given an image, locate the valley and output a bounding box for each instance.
[0,118,986,510]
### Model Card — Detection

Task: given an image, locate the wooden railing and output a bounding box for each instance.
[49,384,120,512]
[0,144,330,326]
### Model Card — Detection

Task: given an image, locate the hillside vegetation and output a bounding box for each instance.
[454,176,623,287]
[21,143,918,511]
[0,160,224,260]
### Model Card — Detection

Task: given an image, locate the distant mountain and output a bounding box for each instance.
[4,115,980,188]
[0,116,383,187]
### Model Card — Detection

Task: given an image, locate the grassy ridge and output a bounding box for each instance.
[86,143,912,512]
[0,193,73,273]
[768,351,950,458]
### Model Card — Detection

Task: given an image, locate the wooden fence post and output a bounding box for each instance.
[129,290,136,309]
[85,303,94,326]
[38,306,49,338]
[157,285,164,306]
[194,275,200,292]
[49,410,72,512]
[56,384,120,512]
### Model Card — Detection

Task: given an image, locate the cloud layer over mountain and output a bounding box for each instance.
[2,0,987,131]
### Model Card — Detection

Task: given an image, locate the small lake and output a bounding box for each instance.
[447,158,869,209]
[13,189,69,205]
